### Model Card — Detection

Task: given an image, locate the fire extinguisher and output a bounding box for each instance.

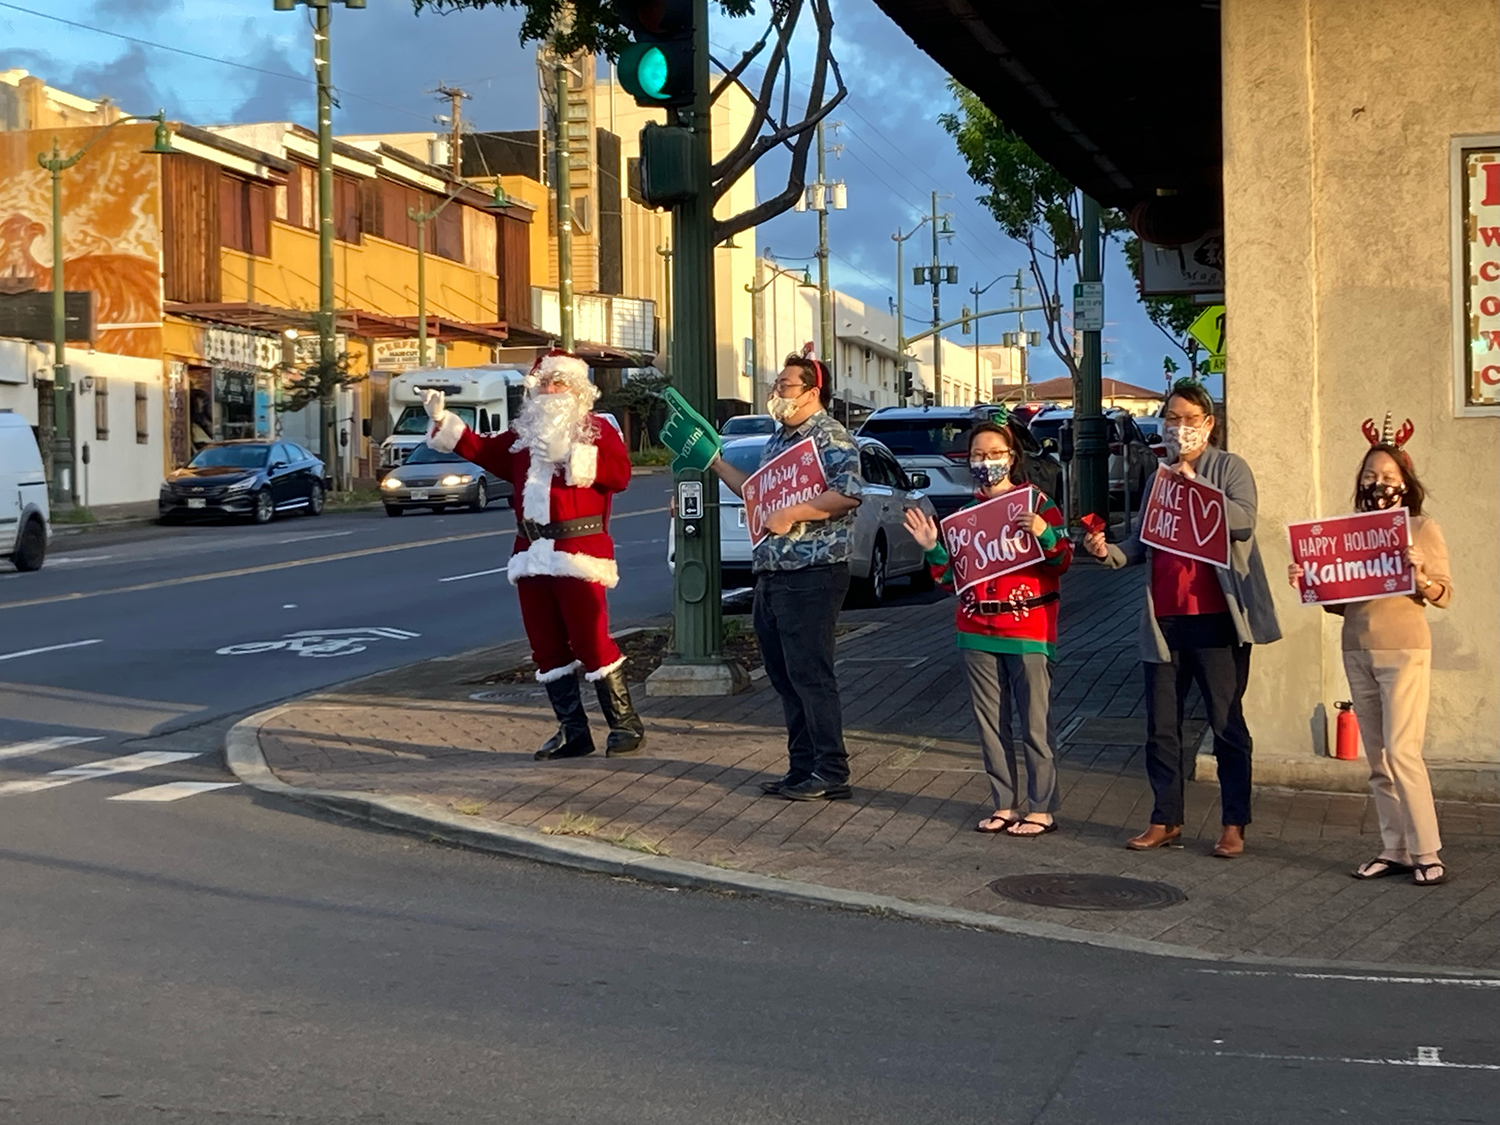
[1334,701,1360,760]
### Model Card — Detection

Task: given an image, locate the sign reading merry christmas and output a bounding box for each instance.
[744,438,828,545]
[1287,509,1415,606]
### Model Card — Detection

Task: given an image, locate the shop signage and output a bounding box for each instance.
[1287,509,1414,606]
[938,485,1045,594]
[372,338,441,371]
[291,334,349,366]
[1138,233,1225,297]
[743,438,827,546]
[203,326,278,371]
[1139,468,1231,568]
[1459,140,1500,411]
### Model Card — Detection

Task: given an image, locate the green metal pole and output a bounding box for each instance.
[554,59,574,351]
[48,146,72,508]
[816,121,833,396]
[1076,193,1108,525]
[415,215,427,366]
[314,0,336,477]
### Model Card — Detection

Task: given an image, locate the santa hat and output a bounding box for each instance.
[526,349,598,409]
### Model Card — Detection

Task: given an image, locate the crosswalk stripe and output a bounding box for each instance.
[0,750,202,796]
[0,735,104,762]
[109,781,239,802]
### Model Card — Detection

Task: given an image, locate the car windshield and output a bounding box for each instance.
[721,415,775,435]
[189,444,270,469]
[392,405,476,435]
[721,440,769,474]
[1027,418,1066,445]
[858,417,972,455]
[404,445,469,466]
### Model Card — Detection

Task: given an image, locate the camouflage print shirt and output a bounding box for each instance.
[751,410,864,574]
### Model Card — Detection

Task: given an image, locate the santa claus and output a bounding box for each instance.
[422,350,644,759]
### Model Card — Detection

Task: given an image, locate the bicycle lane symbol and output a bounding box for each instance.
[216,627,422,659]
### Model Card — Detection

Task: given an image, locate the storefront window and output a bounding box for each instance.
[1456,137,1500,415]
[214,368,256,440]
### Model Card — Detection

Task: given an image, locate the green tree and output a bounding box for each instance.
[412,0,752,58]
[277,352,365,489]
[597,369,673,452]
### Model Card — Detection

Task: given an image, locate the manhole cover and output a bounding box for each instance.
[989,873,1186,911]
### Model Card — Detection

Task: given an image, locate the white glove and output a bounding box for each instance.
[421,388,447,424]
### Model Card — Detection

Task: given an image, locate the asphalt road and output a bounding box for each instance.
[2,477,1496,1123]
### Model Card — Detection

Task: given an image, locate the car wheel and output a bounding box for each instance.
[11,516,46,572]
[306,482,325,516]
[384,504,403,517]
[469,480,488,512]
[250,489,275,525]
[852,536,888,607]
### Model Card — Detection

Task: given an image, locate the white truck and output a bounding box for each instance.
[378,366,527,477]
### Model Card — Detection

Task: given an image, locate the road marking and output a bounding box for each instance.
[0,750,202,796]
[439,566,510,583]
[1203,1044,1500,1072]
[0,735,104,762]
[0,506,668,613]
[49,555,116,565]
[0,638,103,662]
[109,781,239,802]
[1198,969,1500,989]
[276,530,354,544]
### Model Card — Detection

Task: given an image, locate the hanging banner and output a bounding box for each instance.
[743,438,828,545]
[1287,509,1415,606]
[938,485,1045,594]
[1139,468,1231,568]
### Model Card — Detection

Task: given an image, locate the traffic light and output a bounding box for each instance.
[900,368,914,400]
[961,305,972,335]
[613,0,695,109]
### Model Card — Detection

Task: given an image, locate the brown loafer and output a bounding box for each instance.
[1212,824,1245,858]
[1125,824,1182,850]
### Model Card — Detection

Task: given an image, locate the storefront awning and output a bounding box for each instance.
[166,303,510,344]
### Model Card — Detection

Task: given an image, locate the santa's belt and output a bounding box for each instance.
[519,515,605,541]
[976,591,1059,615]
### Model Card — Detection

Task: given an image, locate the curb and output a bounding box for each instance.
[225,706,1500,979]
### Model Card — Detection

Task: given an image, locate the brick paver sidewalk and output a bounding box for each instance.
[248,564,1500,971]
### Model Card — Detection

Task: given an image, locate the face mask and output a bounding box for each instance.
[1359,481,1406,510]
[1164,423,1209,458]
[766,390,806,423]
[969,457,1012,488]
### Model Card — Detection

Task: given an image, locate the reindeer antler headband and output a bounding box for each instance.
[1361,412,1414,450]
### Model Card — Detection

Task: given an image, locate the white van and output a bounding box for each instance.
[0,411,50,571]
[378,366,527,477]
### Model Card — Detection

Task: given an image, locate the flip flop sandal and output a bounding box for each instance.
[1006,818,1059,838]
[1351,857,1414,880]
[1412,862,1450,887]
[976,814,1018,834]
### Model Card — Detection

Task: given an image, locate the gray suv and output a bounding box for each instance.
[857,405,1063,519]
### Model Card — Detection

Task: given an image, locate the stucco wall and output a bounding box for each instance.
[1223,0,1499,763]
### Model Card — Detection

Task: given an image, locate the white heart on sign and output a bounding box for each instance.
[1189,488,1223,547]
[953,555,968,580]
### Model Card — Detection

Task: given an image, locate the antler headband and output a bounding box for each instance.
[1361,412,1414,449]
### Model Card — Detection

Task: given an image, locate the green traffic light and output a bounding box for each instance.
[637,46,668,99]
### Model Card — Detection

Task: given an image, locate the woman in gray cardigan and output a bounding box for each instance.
[1083,382,1280,857]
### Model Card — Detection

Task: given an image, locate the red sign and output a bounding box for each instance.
[1287,509,1415,606]
[938,486,1046,595]
[1139,468,1231,568]
[743,438,828,545]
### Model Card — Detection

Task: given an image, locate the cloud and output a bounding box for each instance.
[227,24,311,125]
[59,44,165,117]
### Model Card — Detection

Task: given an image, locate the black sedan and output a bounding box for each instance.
[378,444,511,516]
[159,440,328,525]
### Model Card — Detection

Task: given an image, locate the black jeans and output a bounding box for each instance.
[1144,614,1254,827]
[753,563,851,785]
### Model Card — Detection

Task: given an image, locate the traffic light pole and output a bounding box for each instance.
[1075,193,1108,525]
[553,57,575,351]
[314,0,338,481]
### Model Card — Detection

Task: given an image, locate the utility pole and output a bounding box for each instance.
[811,120,844,407]
[929,191,943,401]
[1075,193,1108,524]
[892,215,935,406]
[750,251,766,405]
[434,84,469,179]
[551,54,575,351]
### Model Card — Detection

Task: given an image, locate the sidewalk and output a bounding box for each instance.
[232,563,1500,972]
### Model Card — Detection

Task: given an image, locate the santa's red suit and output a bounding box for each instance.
[425,352,644,759]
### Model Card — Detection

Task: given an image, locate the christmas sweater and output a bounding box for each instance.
[923,492,1073,659]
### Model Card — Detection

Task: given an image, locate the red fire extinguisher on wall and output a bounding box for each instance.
[1334,701,1360,760]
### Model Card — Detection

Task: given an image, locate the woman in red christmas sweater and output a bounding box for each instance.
[903,418,1073,837]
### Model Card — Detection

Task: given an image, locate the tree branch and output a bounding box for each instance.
[709,2,801,185]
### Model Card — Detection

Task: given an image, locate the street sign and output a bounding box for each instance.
[1073,281,1104,332]
[1187,304,1225,355]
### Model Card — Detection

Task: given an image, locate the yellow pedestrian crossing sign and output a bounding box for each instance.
[1188,305,1226,357]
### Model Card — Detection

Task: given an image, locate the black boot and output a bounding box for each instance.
[594,664,646,757]
[535,673,595,760]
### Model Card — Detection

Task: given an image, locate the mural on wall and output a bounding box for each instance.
[0,125,162,360]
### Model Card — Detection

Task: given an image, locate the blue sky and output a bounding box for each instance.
[0,0,1192,395]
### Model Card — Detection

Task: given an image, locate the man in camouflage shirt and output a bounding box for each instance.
[712,356,863,800]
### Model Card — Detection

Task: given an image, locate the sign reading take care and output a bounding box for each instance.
[1139,468,1231,569]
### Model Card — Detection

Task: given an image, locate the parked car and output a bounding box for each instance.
[159,440,328,525]
[1134,414,1169,458]
[379,444,512,516]
[1027,407,1157,506]
[667,434,938,605]
[0,411,49,571]
[720,413,777,436]
[856,405,1063,519]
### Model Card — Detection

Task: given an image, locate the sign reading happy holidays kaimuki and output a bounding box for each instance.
[1287,509,1415,606]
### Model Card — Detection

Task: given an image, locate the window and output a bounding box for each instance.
[478,408,491,433]
[282,163,316,231]
[94,376,109,440]
[219,173,271,257]
[334,173,361,244]
[135,383,149,444]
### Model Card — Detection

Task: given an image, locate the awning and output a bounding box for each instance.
[166,302,509,344]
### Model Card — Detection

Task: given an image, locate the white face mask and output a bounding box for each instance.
[1164,422,1209,459]
[766,391,806,423]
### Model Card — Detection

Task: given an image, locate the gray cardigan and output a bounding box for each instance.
[1102,444,1282,662]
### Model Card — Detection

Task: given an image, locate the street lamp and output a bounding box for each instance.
[36,110,173,507]
[744,258,818,407]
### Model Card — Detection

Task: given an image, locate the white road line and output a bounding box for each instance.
[1197,968,1500,988]
[0,735,104,762]
[0,750,202,796]
[0,638,103,663]
[48,555,116,565]
[109,781,239,802]
[1203,1045,1500,1072]
[276,531,355,544]
[439,566,510,583]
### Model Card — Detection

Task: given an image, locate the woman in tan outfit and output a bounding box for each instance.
[1289,418,1452,886]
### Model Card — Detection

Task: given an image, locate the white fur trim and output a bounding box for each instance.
[428,411,466,453]
[522,459,556,523]
[534,353,590,383]
[584,655,626,681]
[508,539,620,588]
[534,659,582,683]
[566,443,598,488]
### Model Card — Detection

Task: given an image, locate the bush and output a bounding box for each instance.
[630,446,673,467]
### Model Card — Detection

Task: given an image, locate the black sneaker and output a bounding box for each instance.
[758,773,808,795]
[779,775,852,802]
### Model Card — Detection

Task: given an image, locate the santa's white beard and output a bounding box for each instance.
[514,392,590,524]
